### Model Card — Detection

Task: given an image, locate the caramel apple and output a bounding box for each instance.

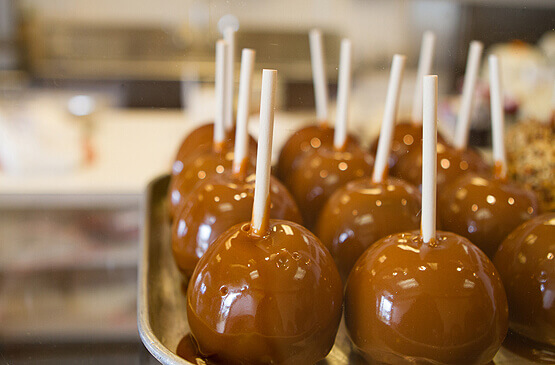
[439,173,539,258]
[391,141,489,193]
[186,70,343,364]
[168,40,256,219]
[368,31,441,170]
[172,49,298,278]
[345,231,509,364]
[439,55,540,258]
[277,29,338,185]
[172,171,302,277]
[493,212,555,347]
[286,39,373,229]
[344,76,508,365]
[316,55,421,281]
[316,177,420,281]
[390,41,489,192]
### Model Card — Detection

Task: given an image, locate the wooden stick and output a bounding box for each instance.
[372,54,406,183]
[224,27,235,131]
[251,69,277,237]
[334,38,352,150]
[411,31,436,124]
[489,55,507,180]
[233,49,256,176]
[454,41,483,150]
[214,40,227,147]
[309,29,329,124]
[421,75,438,244]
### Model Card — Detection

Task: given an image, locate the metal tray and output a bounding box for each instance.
[138,174,545,365]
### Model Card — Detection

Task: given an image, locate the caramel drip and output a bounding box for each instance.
[493,160,507,181]
[232,158,249,180]
[213,141,225,153]
[250,195,271,238]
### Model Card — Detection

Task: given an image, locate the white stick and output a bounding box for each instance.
[411,31,436,124]
[309,29,329,124]
[454,41,483,150]
[233,48,255,174]
[251,69,277,236]
[421,75,438,244]
[334,38,352,150]
[489,55,507,179]
[224,27,235,131]
[372,54,406,183]
[214,40,227,146]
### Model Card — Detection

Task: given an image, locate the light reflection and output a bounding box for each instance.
[463,279,475,289]
[397,244,420,253]
[216,292,241,333]
[378,296,393,324]
[249,270,260,280]
[282,225,294,236]
[398,278,419,289]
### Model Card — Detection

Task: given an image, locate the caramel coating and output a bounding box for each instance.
[171,124,257,177]
[187,220,343,365]
[277,124,359,186]
[369,121,447,170]
[172,173,303,277]
[287,141,374,229]
[391,141,489,194]
[345,231,508,365]
[494,213,555,347]
[168,148,257,219]
[439,173,540,258]
[316,177,421,282]
[277,125,333,184]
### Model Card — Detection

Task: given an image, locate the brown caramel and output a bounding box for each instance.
[171,124,257,176]
[494,213,555,347]
[391,141,489,194]
[287,141,374,229]
[439,173,540,258]
[187,220,343,364]
[172,172,302,277]
[277,124,360,186]
[345,230,508,364]
[369,121,447,170]
[168,147,257,219]
[316,177,421,282]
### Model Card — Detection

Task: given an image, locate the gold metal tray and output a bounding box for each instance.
[138,174,546,364]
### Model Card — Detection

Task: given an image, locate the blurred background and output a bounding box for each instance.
[0,0,553,363]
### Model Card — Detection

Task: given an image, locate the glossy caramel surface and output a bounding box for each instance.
[392,142,489,194]
[345,231,508,365]
[287,141,374,229]
[494,213,555,347]
[439,173,540,258]
[187,220,343,365]
[316,177,421,282]
[168,147,257,219]
[277,124,333,184]
[171,124,257,177]
[172,173,303,277]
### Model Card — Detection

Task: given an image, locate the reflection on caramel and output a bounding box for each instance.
[439,173,540,258]
[277,124,360,186]
[277,124,333,185]
[187,220,343,365]
[316,177,421,282]
[345,231,508,365]
[172,173,302,277]
[173,124,218,175]
[287,141,374,229]
[391,141,489,194]
[494,213,555,348]
[168,147,257,219]
[369,121,447,170]
[501,330,555,363]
